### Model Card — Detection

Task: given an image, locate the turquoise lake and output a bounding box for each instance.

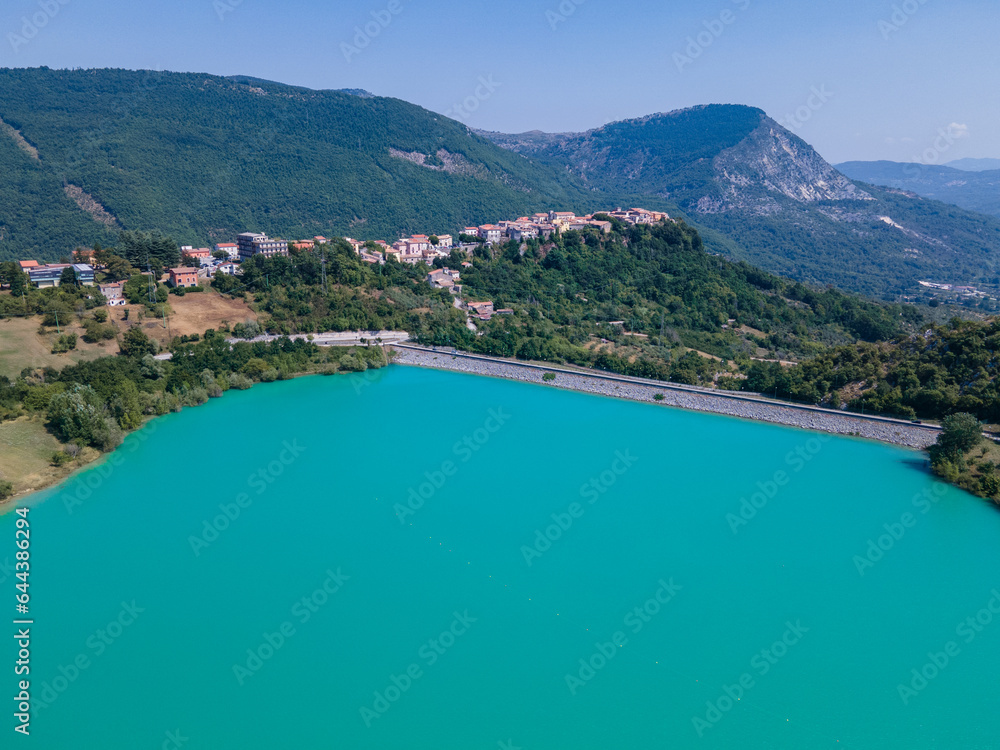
[5,365,1000,748]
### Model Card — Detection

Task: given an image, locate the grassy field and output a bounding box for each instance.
[0,315,116,379]
[0,416,99,503]
[0,285,254,379]
[107,286,255,348]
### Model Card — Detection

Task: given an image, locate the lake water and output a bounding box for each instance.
[6,366,1000,748]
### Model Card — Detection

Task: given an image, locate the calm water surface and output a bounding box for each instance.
[6,366,1000,748]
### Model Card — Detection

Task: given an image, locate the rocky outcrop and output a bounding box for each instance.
[706,118,873,214]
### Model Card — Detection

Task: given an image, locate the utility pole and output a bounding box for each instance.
[321,247,328,295]
[54,310,60,334]
[146,254,157,306]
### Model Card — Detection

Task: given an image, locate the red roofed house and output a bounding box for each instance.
[18,260,39,272]
[182,247,212,265]
[468,301,494,320]
[168,267,199,288]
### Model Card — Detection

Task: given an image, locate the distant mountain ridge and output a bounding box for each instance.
[837,160,1000,218]
[3,69,1000,302]
[483,105,1000,297]
[946,158,1000,172]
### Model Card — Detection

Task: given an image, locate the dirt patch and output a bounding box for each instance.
[108,288,255,346]
[686,348,723,362]
[389,148,488,179]
[0,117,38,159]
[64,184,120,228]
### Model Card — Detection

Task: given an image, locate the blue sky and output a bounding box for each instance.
[1,0,996,164]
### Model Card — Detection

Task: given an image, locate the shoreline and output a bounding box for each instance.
[3,344,940,511]
[389,345,941,450]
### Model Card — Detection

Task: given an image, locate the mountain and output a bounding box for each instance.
[946,158,1000,172]
[482,105,1000,298]
[837,160,1000,218]
[0,67,654,262]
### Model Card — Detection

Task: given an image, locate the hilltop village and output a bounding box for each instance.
[14,208,670,322]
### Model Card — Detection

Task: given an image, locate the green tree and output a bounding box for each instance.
[119,230,180,273]
[59,266,78,287]
[120,327,156,358]
[46,384,120,449]
[103,254,134,282]
[930,412,983,464]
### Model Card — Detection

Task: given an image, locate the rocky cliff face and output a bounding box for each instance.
[709,118,872,214]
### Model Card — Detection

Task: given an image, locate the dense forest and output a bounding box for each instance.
[0,67,664,262]
[744,318,1000,421]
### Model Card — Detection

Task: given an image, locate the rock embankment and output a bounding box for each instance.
[391,346,939,450]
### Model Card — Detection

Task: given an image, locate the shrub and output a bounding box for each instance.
[51,451,72,467]
[654,394,664,401]
[0,480,13,500]
[51,333,78,353]
[542,372,556,382]
[228,373,253,390]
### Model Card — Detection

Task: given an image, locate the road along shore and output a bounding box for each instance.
[390,345,940,450]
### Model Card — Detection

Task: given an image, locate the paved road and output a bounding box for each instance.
[228,331,410,347]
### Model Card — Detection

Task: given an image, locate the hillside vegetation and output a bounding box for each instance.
[837,160,1000,218]
[484,106,1000,299]
[0,67,647,262]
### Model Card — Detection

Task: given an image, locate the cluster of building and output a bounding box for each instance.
[918,281,985,297]
[339,207,670,267]
[16,260,95,289]
[12,207,667,312]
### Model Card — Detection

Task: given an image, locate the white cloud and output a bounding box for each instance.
[947,122,969,139]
